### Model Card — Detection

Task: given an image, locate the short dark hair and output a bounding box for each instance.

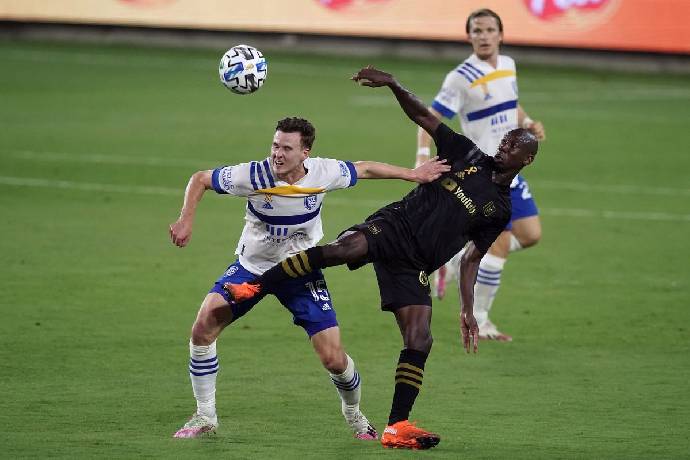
[275,117,316,150]
[465,8,503,34]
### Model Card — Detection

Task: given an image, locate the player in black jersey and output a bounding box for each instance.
[225,66,538,450]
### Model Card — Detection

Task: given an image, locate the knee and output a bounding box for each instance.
[191,315,218,345]
[403,327,433,354]
[319,349,347,374]
[519,228,541,248]
[325,233,367,263]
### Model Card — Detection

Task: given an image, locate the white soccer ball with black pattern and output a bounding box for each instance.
[218,45,267,95]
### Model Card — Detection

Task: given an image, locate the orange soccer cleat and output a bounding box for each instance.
[223,282,261,303]
[380,420,441,450]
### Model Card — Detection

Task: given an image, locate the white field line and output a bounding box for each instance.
[4,149,689,198]
[1,175,688,223]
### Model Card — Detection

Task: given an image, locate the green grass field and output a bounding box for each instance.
[1,40,688,459]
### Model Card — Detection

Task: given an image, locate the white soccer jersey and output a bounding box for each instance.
[211,157,357,275]
[431,54,518,157]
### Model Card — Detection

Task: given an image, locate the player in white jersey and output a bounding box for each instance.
[169,117,449,439]
[415,8,546,341]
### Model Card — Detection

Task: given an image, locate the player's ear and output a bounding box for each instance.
[523,154,535,166]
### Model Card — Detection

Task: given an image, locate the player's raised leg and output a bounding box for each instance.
[224,231,369,303]
[311,327,378,440]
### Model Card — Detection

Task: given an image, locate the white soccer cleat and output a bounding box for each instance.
[343,404,378,440]
[173,413,218,438]
[478,320,513,342]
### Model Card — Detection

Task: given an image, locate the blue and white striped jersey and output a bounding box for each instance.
[211,157,357,275]
[431,54,518,157]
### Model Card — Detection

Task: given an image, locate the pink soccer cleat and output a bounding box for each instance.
[173,413,218,438]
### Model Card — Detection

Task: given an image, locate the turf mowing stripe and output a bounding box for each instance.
[1,175,688,222]
[3,150,688,197]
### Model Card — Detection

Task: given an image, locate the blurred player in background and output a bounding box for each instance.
[415,8,546,341]
[169,117,448,439]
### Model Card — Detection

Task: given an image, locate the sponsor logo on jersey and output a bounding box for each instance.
[440,178,477,215]
[224,265,239,277]
[338,161,349,178]
[419,271,429,287]
[262,194,273,209]
[304,195,318,210]
[221,168,233,190]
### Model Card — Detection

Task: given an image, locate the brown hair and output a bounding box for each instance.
[465,8,503,34]
[276,117,316,150]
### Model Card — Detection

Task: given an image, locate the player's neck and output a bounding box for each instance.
[492,169,518,186]
[476,52,499,69]
[276,165,307,184]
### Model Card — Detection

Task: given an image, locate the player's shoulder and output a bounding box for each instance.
[305,156,351,175]
[305,156,338,169]
[497,54,516,70]
[451,54,490,84]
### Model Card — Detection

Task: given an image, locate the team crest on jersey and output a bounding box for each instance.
[262,194,273,209]
[367,224,381,235]
[483,202,496,217]
[304,195,318,210]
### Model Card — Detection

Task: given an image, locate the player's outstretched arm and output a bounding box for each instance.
[459,242,482,353]
[353,157,449,183]
[169,170,213,247]
[415,107,443,167]
[352,66,441,136]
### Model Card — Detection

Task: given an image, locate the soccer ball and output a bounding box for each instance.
[218,45,267,95]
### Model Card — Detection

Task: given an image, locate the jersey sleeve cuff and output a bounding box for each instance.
[431,100,457,119]
[211,167,229,194]
[345,161,358,187]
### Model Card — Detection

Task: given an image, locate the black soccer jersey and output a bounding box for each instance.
[367,123,511,272]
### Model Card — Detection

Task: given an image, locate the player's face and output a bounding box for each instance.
[271,130,309,178]
[494,134,522,171]
[467,16,502,61]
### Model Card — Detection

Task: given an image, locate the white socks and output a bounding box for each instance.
[509,234,523,253]
[329,354,361,417]
[189,340,218,420]
[473,254,506,328]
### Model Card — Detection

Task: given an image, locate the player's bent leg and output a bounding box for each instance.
[510,215,542,249]
[311,327,378,440]
[174,293,233,439]
[224,231,370,303]
[474,233,512,342]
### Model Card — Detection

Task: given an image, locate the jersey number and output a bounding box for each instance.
[306,280,330,301]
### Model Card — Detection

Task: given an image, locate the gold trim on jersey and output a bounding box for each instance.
[259,185,325,196]
[470,70,516,89]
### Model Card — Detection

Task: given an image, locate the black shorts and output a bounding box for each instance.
[345,218,432,311]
